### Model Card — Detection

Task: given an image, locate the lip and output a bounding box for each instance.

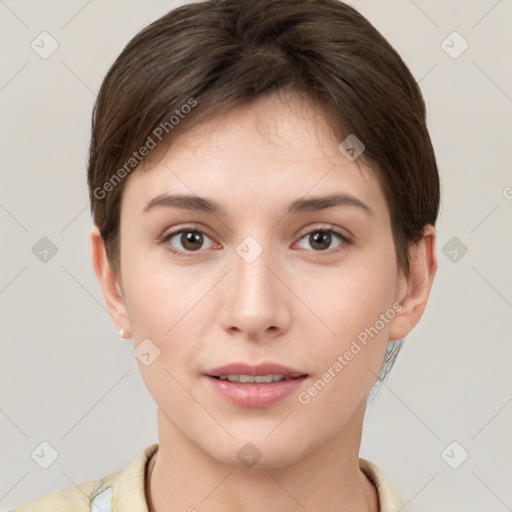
[205,362,307,378]
[203,362,308,408]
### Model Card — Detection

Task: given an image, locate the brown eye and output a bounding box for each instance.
[296,228,349,253]
[180,231,204,251]
[164,228,215,254]
[309,231,333,251]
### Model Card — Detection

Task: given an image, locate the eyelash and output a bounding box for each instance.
[160,223,353,258]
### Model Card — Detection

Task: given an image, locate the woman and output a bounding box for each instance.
[14,0,439,510]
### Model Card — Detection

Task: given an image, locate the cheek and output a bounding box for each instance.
[121,257,213,382]
[297,250,398,398]
[122,249,211,337]
[124,266,206,411]
[296,274,395,434]
[305,252,399,343]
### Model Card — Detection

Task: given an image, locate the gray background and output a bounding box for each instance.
[1,0,511,510]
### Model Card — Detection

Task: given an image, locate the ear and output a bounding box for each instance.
[90,224,132,337]
[388,224,437,341]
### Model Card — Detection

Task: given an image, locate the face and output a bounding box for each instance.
[107,93,414,468]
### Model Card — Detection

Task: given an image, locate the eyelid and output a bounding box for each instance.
[294,223,353,244]
[160,223,212,241]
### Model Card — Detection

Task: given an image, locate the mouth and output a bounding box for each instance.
[203,362,309,407]
[204,361,308,381]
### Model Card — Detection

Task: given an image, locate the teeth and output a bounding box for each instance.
[218,374,288,383]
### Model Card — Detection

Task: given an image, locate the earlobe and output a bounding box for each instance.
[388,225,437,341]
[90,224,132,337]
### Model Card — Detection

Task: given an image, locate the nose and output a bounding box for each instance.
[219,241,291,340]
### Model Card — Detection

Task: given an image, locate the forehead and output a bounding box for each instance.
[122,93,388,221]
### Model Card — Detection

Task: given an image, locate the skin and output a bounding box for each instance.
[91,92,437,512]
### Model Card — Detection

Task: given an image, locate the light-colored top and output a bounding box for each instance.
[12,443,404,511]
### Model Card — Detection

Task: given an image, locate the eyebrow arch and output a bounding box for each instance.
[142,192,373,217]
[143,194,227,216]
[286,193,373,216]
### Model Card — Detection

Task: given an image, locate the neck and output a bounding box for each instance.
[146,403,379,512]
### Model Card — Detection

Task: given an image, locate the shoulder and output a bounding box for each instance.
[359,457,404,512]
[11,443,159,512]
[11,478,103,512]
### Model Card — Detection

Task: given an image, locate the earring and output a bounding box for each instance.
[119,329,127,339]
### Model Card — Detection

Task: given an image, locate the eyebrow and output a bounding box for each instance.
[142,192,373,217]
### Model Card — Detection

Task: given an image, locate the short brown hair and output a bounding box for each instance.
[87,0,440,387]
